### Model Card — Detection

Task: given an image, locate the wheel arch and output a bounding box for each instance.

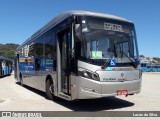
[19,72,22,81]
[45,74,53,91]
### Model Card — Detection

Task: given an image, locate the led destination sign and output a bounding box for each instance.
[104,23,123,32]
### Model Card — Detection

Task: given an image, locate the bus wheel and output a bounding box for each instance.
[46,79,57,100]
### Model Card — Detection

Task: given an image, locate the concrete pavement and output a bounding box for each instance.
[0,72,160,119]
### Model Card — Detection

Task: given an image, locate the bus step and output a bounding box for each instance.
[58,93,71,100]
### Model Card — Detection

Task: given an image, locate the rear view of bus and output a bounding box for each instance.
[0,56,13,77]
[75,12,142,99]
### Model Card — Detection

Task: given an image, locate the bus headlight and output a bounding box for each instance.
[83,71,90,78]
[91,73,99,80]
[78,69,100,81]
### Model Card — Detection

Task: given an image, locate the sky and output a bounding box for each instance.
[0,0,160,57]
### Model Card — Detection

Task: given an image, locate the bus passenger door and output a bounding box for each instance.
[57,28,71,96]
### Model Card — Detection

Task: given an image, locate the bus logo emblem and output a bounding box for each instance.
[121,73,124,77]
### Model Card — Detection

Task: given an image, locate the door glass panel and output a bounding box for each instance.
[59,29,71,94]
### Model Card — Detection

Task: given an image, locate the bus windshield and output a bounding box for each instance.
[76,17,139,66]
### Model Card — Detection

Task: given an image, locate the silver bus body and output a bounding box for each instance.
[14,11,142,100]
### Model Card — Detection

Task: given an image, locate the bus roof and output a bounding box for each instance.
[17,10,132,50]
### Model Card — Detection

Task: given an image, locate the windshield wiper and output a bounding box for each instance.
[117,50,137,68]
[116,42,137,68]
[101,58,111,69]
[101,48,137,69]
[101,50,116,69]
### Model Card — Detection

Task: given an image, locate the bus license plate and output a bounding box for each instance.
[117,90,128,96]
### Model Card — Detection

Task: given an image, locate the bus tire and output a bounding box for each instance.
[46,78,58,100]
[2,70,4,76]
[20,74,24,86]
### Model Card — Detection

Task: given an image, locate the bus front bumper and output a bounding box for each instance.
[76,76,142,99]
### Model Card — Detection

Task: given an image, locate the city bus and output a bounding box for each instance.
[0,56,13,77]
[14,11,142,100]
[141,63,160,72]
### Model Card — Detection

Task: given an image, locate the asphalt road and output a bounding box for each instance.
[0,72,160,120]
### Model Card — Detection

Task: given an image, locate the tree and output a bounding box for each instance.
[0,43,19,60]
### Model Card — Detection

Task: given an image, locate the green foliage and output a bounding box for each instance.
[0,43,19,60]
